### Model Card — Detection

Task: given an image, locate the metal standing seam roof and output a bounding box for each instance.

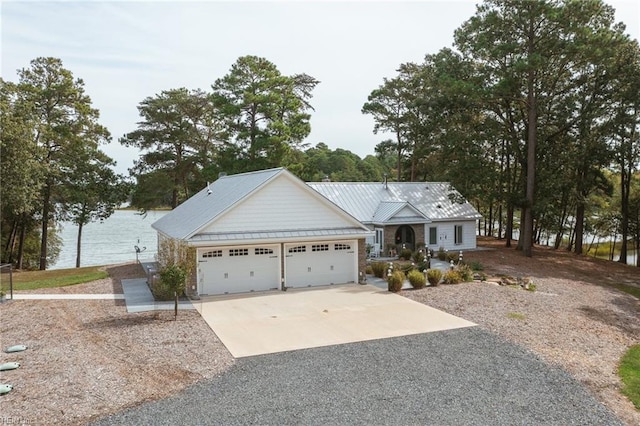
[152,168,284,239]
[372,201,430,223]
[188,227,370,243]
[307,182,482,223]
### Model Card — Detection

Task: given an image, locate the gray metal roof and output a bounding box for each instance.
[307,182,482,223]
[372,201,429,224]
[152,168,284,239]
[188,227,370,244]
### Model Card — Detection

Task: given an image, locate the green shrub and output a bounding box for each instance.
[387,270,405,292]
[416,260,429,273]
[399,248,413,260]
[365,265,373,275]
[394,261,415,274]
[468,260,484,271]
[442,270,463,284]
[407,270,427,289]
[370,261,387,278]
[427,269,443,286]
[456,264,474,282]
[412,250,427,263]
[447,252,459,262]
[150,279,173,301]
[437,246,447,261]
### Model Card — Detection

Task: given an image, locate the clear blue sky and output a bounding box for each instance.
[2,0,639,175]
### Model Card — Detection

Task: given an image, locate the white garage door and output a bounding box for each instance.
[198,245,280,295]
[284,241,356,288]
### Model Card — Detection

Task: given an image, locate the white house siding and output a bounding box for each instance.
[424,220,477,251]
[396,205,417,217]
[204,174,353,233]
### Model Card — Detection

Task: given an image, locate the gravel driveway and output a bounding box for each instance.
[91,327,622,425]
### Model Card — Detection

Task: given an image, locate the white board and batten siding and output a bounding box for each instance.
[424,220,477,251]
[203,174,351,233]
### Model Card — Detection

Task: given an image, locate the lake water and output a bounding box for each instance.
[51,210,168,270]
[52,211,637,270]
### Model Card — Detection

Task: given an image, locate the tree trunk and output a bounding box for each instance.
[497,203,503,240]
[522,70,537,257]
[505,204,514,247]
[39,181,52,270]
[618,167,630,264]
[3,219,18,264]
[17,218,27,270]
[75,223,83,268]
[574,202,585,255]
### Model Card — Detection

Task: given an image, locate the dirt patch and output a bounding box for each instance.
[0,263,234,425]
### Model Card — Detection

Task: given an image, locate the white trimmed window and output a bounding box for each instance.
[312,244,329,252]
[203,250,222,258]
[429,227,437,245]
[254,248,274,255]
[229,248,249,256]
[288,245,306,253]
[454,225,463,245]
[334,243,351,251]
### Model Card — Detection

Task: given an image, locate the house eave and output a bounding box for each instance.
[186,228,373,247]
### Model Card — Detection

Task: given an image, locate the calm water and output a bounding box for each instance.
[51,210,168,270]
[52,211,636,269]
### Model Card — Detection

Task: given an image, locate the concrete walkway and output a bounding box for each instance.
[8,279,195,314]
[11,294,125,300]
[121,278,195,313]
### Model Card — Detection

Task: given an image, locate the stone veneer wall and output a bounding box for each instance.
[358,238,367,283]
[382,224,426,255]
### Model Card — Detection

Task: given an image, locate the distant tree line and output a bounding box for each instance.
[120,55,390,211]
[2,0,639,269]
[362,0,640,263]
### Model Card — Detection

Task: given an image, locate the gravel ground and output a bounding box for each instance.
[89,328,622,426]
[2,240,638,425]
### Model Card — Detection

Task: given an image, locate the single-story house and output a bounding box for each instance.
[308,180,482,257]
[152,168,481,297]
[152,168,372,297]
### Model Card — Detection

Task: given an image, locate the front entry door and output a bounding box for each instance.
[395,225,415,251]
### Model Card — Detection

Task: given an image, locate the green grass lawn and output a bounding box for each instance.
[612,283,640,300]
[0,266,108,291]
[619,344,640,410]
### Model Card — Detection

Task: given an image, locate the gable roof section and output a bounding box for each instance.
[152,168,283,239]
[372,201,430,224]
[153,168,370,241]
[307,182,482,223]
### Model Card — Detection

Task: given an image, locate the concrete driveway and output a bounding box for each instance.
[193,284,475,357]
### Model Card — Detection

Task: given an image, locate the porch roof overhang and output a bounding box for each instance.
[186,227,373,247]
[368,218,432,227]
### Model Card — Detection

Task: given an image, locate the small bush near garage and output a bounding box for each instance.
[442,270,463,284]
[150,278,173,301]
[370,261,387,278]
[467,260,484,271]
[437,246,447,260]
[456,264,474,282]
[387,270,405,292]
[427,269,442,286]
[399,248,413,260]
[407,269,427,289]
